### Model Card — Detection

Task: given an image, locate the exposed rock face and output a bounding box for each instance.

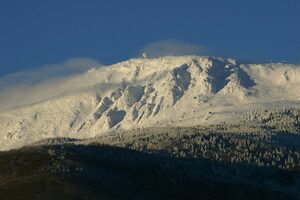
[122,86,145,107]
[0,55,299,150]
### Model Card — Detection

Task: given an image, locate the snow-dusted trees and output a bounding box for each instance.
[87,108,300,171]
[242,108,300,134]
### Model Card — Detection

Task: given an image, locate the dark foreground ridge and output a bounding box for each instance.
[0,144,299,200]
[1,108,300,200]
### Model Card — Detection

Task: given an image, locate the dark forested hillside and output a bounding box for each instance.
[1,108,300,200]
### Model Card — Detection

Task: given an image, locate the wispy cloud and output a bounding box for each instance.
[0,58,103,111]
[140,40,210,58]
[0,41,210,111]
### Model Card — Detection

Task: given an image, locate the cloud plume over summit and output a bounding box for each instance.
[140,40,209,58]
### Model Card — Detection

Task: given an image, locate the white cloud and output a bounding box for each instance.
[140,40,209,58]
[0,57,103,111]
[0,41,210,111]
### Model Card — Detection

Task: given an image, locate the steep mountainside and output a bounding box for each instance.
[0,56,300,150]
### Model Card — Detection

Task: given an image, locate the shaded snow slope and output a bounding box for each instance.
[0,56,299,150]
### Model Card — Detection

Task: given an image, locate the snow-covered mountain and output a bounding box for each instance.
[1,56,300,150]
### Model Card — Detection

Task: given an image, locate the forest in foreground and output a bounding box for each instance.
[0,108,299,200]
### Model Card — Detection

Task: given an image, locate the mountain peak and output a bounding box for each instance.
[0,56,299,150]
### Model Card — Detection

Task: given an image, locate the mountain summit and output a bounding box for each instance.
[1,56,300,150]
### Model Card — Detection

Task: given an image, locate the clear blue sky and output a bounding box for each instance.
[0,0,299,77]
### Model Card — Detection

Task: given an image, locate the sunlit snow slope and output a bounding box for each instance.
[0,56,300,150]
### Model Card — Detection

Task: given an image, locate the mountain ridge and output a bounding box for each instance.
[0,55,300,150]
